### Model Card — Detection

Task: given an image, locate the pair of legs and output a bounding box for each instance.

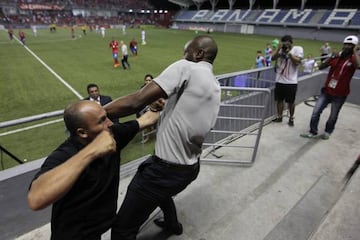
[308,91,346,135]
[111,156,199,240]
[121,55,131,69]
[113,53,120,67]
[273,83,297,124]
[275,101,295,120]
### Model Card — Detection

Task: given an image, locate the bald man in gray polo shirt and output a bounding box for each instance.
[105,35,220,239]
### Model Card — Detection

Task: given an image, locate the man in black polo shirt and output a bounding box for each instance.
[27,100,160,240]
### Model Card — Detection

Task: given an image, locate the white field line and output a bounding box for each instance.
[13,35,83,99]
[2,32,83,136]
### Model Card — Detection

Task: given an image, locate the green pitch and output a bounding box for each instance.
[0,26,341,169]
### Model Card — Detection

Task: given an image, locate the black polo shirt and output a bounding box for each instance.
[30,121,139,240]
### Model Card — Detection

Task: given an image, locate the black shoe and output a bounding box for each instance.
[288,118,294,127]
[272,117,283,123]
[153,218,183,235]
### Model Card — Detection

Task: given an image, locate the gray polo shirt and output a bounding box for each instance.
[153,59,221,165]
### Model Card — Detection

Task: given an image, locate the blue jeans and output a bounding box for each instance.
[309,91,346,135]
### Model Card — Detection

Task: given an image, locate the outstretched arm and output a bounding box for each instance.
[104,81,167,119]
[27,131,116,211]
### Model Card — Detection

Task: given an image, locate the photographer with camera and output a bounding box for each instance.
[301,35,360,140]
[272,35,304,126]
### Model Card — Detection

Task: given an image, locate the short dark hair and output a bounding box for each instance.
[281,35,293,44]
[87,83,98,92]
[144,74,153,80]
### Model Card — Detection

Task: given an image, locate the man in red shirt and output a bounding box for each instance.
[301,35,360,139]
[109,37,120,68]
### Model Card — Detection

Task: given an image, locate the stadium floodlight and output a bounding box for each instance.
[154,10,158,13]
[128,9,133,12]
[146,10,150,13]
[159,10,163,13]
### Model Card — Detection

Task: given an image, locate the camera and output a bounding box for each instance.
[281,43,291,53]
[278,43,291,59]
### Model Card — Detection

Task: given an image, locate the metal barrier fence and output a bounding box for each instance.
[201,82,273,166]
[3,67,347,169]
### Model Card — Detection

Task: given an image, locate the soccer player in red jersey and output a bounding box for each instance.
[109,37,120,68]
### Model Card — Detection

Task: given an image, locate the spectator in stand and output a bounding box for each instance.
[255,50,266,68]
[120,41,131,70]
[109,37,120,68]
[19,30,26,45]
[129,38,138,56]
[265,43,273,66]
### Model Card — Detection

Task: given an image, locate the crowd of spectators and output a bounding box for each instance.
[2,0,152,9]
[1,0,157,27]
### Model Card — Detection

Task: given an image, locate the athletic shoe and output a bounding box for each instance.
[272,117,283,123]
[321,132,330,140]
[300,132,318,139]
[153,218,183,235]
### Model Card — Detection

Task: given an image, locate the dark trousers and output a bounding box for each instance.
[111,156,199,240]
[121,55,130,69]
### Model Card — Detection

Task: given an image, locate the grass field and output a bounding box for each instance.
[0,26,343,169]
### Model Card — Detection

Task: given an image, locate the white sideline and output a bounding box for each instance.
[12,35,83,99]
[1,31,84,135]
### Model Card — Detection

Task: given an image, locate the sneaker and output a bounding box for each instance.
[153,218,183,235]
[321,132,330,140]
[288,118,294,127]
[300,132,318,139]
[272,117,283,123]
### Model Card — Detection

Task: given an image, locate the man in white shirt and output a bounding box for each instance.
[105,35,220,239]
[271,35,304,126]
[120,41,131,70]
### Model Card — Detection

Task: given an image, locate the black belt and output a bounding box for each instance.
[153,155,199,170]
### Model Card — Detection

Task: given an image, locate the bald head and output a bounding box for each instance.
[184,35,218,64]
[64,101,101,136]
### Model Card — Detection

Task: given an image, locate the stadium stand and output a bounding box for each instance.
[172,9,360,29]
[0,0,167,27]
